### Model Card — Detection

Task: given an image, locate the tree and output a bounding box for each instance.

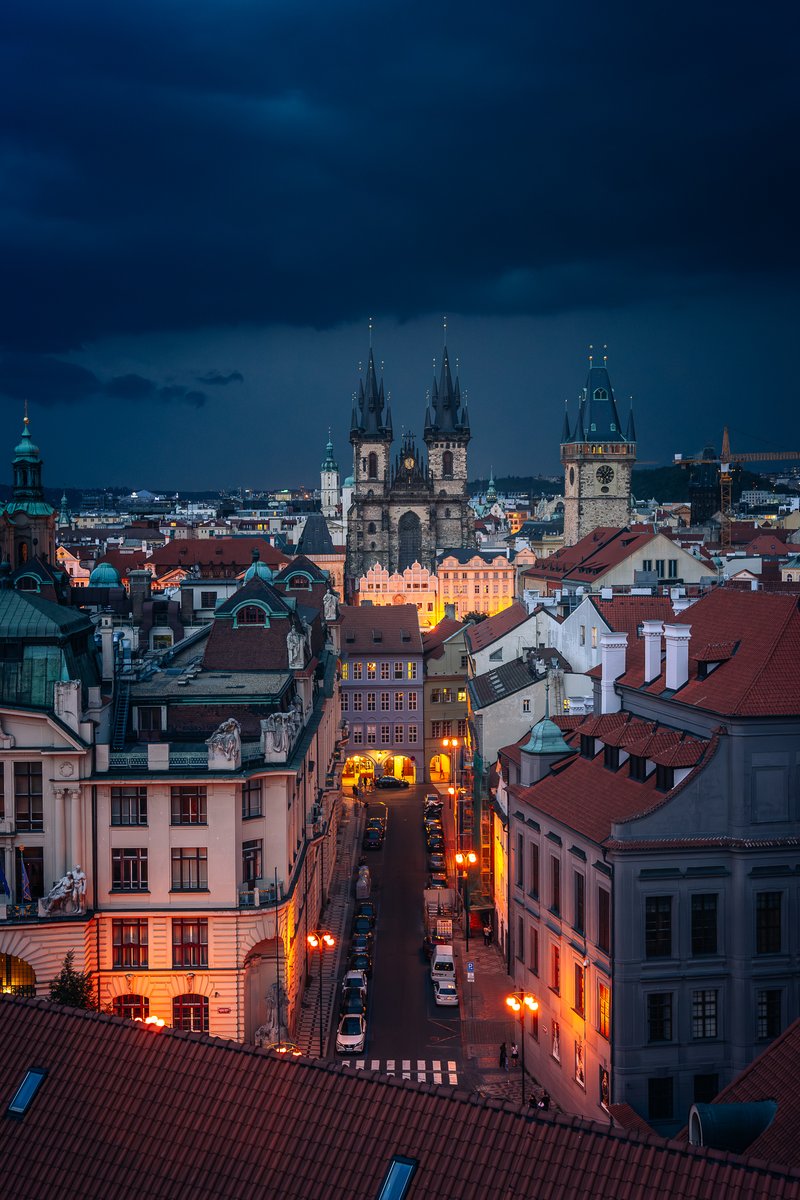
[462,611,488,624]
[49,950,98,1010]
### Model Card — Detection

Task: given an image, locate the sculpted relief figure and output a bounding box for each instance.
[286,625,304,669]
[261,713,289,755]
[323,589,338,622]
[206,717,242,761]
[43,871,74,915]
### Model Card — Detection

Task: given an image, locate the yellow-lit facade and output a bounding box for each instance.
[437,552,515,621]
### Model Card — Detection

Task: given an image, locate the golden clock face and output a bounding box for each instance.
[596,465,614,485]
[404,456,415,469]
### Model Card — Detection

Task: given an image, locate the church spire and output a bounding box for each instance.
[350,347,392,441]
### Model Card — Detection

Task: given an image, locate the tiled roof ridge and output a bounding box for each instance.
[607,833,800,851]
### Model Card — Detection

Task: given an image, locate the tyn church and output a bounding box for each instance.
[345,340,472,593]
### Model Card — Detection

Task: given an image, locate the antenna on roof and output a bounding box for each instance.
[443,313,447,342]
[603,344,608,366]
[368,315,373,349]
[588,343,593,367]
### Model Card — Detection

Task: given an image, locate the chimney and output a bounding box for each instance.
[129,569,152,621]
[600,632,628,714]
[642,620,664,684]
[100,613,115,690]
[664,624,691,691]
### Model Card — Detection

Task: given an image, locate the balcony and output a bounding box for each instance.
[238,878,285,908]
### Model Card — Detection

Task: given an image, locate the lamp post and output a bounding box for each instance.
[455,850,477,949]
[307,929,335,1058]
[505,989,539,1106]
[442,736,462,846]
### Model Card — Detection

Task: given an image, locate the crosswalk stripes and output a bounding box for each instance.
[338,1058,459,1086]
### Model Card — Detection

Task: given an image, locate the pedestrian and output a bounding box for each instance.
[483,922,492,946]
[511,1042,519,1069]
[499,1041,508,1071]
[538,1090,550,1111]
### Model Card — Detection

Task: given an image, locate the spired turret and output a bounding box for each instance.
[560,357,636,547]
[3,410,56,566]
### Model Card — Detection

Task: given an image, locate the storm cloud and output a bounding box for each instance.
[0,355,207,409]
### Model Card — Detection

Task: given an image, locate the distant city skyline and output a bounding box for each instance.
[0,3,796,489]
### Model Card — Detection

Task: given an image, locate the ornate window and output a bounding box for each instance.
[173,993,209,1033]
[367,452,378,479]
[172,918,208,968]
[112,919,149,969]
[113,993,149,1022]
[236,605,267,627]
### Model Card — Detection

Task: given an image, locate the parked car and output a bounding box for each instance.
[433,979,459,1007]
[427,873,448,889]
[356,900,377,923]
[424,793,441,807]
[336,1013,367,1054]
[342,969,368,996]
[426,836,445,855]
[362,828,383,851]
[350,932,372,956]
[366,816,386,833]
[340,989,367,1016]
[374,775,410,789]
[423,814,443,831]
[348,951,373,978]
[428,852,446,872]
[352,915,374,937]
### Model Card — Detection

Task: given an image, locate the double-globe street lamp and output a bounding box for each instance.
[505,990,539,1106]
[455,850,477,949]
[307,929,336,1058]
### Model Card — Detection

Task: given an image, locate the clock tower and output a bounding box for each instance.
[561,359,636,546]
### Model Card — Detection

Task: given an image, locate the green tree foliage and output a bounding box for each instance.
[462,611,488,624]
[49,950,98,1010]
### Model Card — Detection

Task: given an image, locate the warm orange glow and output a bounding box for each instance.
[466,851,477,865]
[506,990,538,1015]
[506,995,521,1012]
[448,786,456,796]
[308,929,335,950]
[307,933,320,948]
[323,933,335,947]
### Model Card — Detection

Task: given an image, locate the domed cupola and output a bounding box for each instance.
[89,561,122,587]
[244,548,274,584]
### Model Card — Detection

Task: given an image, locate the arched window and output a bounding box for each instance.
[113,993,150,1022]
[286,574,311,589]
[593,387,608,400]
[15,575,39,592]
[367,452,378,479]
[367,522,377,534]
[236,605,266,626]
[398,511,422,571]
[173,993,209,1033]
[442,450,454,478]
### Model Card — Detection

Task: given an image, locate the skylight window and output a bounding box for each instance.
[7,1067,47,1117]
[376,1156,418,1200]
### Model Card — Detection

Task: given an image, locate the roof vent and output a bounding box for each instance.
[688,1101,777,1155]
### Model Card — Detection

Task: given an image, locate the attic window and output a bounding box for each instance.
[345,633,355,643]
[594,388,608,400]
[376,1156,418,1200]
[372,631,382,643]
[7,1067,47,1117]
[236,605,267,626]
[400,631,411,642]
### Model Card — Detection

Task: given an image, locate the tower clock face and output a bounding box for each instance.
[596,465,615,485]
[404,455,415,470]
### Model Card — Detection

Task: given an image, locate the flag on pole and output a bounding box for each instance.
[20,856,31,903]
[0,857,10,898]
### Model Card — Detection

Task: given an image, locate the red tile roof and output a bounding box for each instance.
[340,604,423,654]
[588,594,675,640]
[744,533,789,557]
[617,590,800,716]
[523,527,657,585]
[149,537,288,575]
[679,1018,800,1167]
[464,601,530,652]
[3,997,800,1199]
[422,617,464,660]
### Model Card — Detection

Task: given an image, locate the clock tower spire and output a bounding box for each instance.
[561,355,636,546]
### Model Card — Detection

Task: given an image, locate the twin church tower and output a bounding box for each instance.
[344,337,473,588]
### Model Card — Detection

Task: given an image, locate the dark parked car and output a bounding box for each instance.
[362,828,383,851]
[426,836,445,855]
[427,873,448,889]
[352,915,374,937]
[351,932,372,955]
[340,989,367,1016]
[348,951,373,978]
[366,816,386,832]
[428,852,446,872]
[356,900,377,923]
[374,775,410,789]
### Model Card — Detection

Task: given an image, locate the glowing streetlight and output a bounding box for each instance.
[505,990,539,1105]
[455,850,478,947]
[307,929,336,1057]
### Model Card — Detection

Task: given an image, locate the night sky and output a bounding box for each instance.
[1,2,797,491]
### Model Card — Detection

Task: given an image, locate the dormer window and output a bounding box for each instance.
[594,388,608,400]
[7,1067,47,1117]
[236,605,267,626]
[580,735,595,759]
[655,764,674,792]
[603,744,620,771]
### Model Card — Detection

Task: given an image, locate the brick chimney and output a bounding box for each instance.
[642,620,664,684]
[600,632,628,714]
[664,624,692,691]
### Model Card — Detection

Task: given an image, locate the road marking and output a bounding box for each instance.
[340,1057,458,1085]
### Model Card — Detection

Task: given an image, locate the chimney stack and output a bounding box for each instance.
[600,632,628,714]
[642,620,664,684]
[664,624,692,691]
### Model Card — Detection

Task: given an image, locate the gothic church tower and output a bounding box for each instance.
[561,358,636,546]
[424,342,472,550]
[346,349,394,580]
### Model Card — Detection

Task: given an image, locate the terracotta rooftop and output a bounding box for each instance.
[149,537,288,574]
[3,997,800,1200]
[523,526,657,583]
[422,617,464,660]
[616,589,800,716]
[340,604,423,655]
[588,593,675,640]
[464,601,530,652]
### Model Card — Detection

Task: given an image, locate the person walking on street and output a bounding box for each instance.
[483,922,492,946]
[511,1042,519,1069]
[538,1090,550,1111]
[499,1042,508,1071]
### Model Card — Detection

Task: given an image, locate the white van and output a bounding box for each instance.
[430,944,455,982]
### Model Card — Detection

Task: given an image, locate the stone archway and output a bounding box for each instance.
[429,752,451,783]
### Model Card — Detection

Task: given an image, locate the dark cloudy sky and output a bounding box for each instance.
[1,1,797,491]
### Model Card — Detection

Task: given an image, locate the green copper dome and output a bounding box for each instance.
[89,561,122,587]
[321,437,338,472]
[244,548,274,584]
[14,418,40,461]
[521,717,571,757]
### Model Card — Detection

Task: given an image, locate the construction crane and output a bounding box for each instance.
[675,427,800,549]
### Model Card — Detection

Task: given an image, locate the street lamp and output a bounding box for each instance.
[505,990,539,1106]
[455,850,477,949]
[307,929,336,1058]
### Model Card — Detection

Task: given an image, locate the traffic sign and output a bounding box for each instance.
[467,961,474,972]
